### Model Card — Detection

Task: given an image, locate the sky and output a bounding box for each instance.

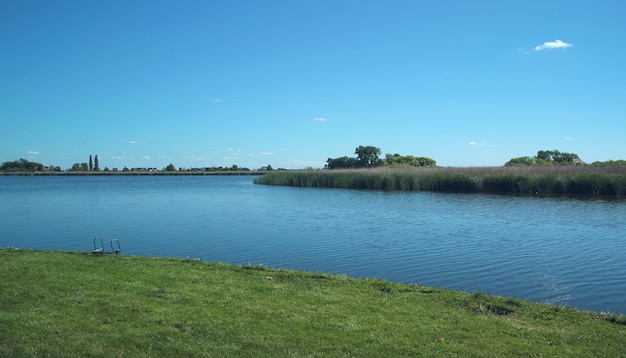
[1,0,625,169]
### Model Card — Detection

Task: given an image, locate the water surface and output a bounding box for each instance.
[1,175,625,314]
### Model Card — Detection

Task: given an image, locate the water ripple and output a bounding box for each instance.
[2,176,625,314]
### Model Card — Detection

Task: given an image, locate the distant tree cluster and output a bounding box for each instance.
[384,154,437,168]
[326,146,382,169]
[505,150,583,166]
[325,156,359,169]
[178,164,253,172]
[589,159,626,167]
[326,145,437,169]
[0,158,45,172]
[1,156,280,173]
[70,154,101,172]
[173,164,284,172]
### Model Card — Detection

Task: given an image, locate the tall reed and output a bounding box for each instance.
[254,167,626,196]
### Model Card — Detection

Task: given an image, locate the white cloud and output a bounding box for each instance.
[211,98,222,103]
[534,39,573,51]
[468,142,477,145]
[226,148,242,155]
[260,152,273,156]
[26,151,39,155]
[129,140,137,144]
[314,117,329,122]
[565,137,575,141]
[143,156,150,159]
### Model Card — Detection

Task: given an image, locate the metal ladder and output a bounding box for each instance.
[92,238,121,254]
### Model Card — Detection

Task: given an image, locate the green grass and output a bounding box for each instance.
[255,166,626,196]
[1,249,624,357]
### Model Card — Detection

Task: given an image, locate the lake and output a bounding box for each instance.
[1,175,625,315]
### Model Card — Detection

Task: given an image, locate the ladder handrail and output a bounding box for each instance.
[110,239,121,254]
[92,238,121,254]
[93,237,104,253]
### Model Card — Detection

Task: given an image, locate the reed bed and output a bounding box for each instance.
[255,166,626,196]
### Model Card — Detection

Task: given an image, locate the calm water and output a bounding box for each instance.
[2,175,625,314]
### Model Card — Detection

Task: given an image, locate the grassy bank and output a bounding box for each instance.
[1,249,624,357]
[255,166,626,196]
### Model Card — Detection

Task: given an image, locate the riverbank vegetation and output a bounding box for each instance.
[0,170,265,176]
[325,145,437,169]
[309,147,626,196]
[255,166,626,196]
[505,149,583,166]
[0,158,278,174]
[1,249,624,357]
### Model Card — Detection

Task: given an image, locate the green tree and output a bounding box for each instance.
[326,156,358,169]
[165,163,177,172]
[590,160,626,166]
[325,145,384,169]
[504,156,537,166]
[89,155,93,171]
[70,163,89,171]
[384,154,436,167]
[536,150,552,162]
[94,155,100,171]
[355,146,382,168]
[0,158,43,172]
[505,150,582,166]
[536,150,581,165]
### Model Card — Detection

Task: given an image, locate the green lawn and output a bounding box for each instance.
[1,249,624,357]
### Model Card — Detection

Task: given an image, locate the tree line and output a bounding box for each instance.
[0,157,277,173]
[505,150,582,166]
[325,146,626,169]
[2,148,625,173]
[505,150,626,167]
[325,145,437,169]
[0,158,53,172]
[69,154,101,171]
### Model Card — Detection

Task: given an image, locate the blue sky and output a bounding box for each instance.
[1,1,625,169]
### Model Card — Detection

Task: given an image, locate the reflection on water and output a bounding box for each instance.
[1,175,625,314]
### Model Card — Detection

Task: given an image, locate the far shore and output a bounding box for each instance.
[0,170,268,176]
